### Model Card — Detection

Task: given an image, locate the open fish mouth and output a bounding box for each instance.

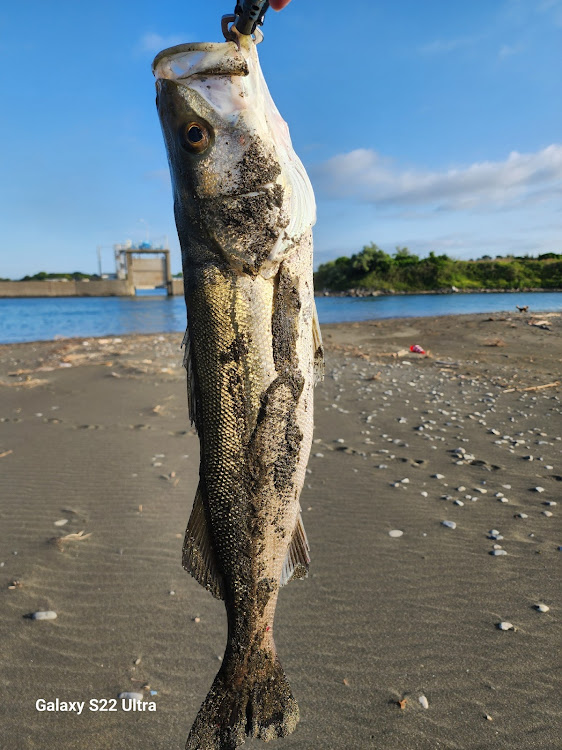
[224,181,277,199]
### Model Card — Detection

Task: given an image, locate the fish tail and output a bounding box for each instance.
[186,650,299,749]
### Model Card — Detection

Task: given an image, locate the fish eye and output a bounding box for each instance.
[182,122,210,153]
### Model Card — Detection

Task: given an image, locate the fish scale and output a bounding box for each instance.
[154,33,322,750]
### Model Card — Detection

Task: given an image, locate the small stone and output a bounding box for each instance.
[313,453,324,458]
[31,611,57,620]
[193,616,201,623]
[388,530,404,538]
[497,622,514,630]
[544,501,557,506]
[485,714,493,721]
[54,519,68,527]
[420,491,428,497]
[534,487,545,493]
[516,513,528,519]
[542,511,553,517]
[400,478,410,484]
[490,549,508,556]
[118,692,143,701]
[453,500,464,506]
[432,473,445,479]
[441,520,456,529]
[457,486,466,492]
[534,603,550,613]
[418,695,429,709]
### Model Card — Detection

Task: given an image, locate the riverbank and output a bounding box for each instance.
[316,286,562,297]
[1,313,560,749]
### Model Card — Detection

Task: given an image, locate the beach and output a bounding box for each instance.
[1,312,560,750]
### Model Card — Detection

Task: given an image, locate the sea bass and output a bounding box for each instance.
[153,35,323,750]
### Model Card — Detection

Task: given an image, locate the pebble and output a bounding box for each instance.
[420,491,428,497]
[31,611,57,620]
[432,473,445,479]
[497,622,514,631]
[313,453,324,458]
[54,519,68,527]
[544,501,557,507]
[534,487,545,493]
[516,513,528,519]
[490,549,508,556]
[418,695,429,709]
[542,511,553,517]
[388,530,404,538]
[453,500,464,506]
[441,520,456,529]
[118,692,143,701]
[534,603,550,613]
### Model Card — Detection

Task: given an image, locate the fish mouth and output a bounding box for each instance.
[220,182,277,199]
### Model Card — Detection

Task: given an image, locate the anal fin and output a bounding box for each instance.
[182,484,225,600]
[312,302,325,384]
[280,513,310,586]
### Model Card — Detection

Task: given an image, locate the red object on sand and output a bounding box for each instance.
[410,344,426,354]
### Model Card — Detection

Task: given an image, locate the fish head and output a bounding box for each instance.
[153,39,315,277]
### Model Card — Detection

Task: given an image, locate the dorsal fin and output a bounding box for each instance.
[280,513,310,586]
[182,484,225,600]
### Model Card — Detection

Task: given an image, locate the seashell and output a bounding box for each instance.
[31,611,57,620]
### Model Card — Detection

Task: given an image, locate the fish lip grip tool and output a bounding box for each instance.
[222,0,271,43]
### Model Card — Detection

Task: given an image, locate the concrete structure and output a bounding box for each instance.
[114,246,173,295]
[0,279,133,298]
[0,244,185,298]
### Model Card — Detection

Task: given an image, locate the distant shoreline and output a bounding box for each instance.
[315,287,562,298]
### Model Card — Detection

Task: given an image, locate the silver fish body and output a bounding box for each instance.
[153,36,323,750]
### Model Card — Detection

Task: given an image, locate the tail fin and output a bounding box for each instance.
[185,651,299,749]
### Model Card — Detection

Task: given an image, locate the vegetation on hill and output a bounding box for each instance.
[314,244,562,292]
[18,272,99,281]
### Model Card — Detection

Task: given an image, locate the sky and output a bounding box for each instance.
[0,0,561,278]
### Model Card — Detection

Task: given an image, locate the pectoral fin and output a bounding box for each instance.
[182,484,225,600]
[280,513,310,586]
[181,323,199,433]
[312,302,324,384]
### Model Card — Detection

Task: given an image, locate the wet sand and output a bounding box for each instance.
[0,312,560,750]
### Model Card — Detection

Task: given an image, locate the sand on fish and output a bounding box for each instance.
[0,313,560,749]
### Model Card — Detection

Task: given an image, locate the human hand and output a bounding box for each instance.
[269,0,292,10]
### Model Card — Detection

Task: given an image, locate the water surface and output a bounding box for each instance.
[1,291,561,344]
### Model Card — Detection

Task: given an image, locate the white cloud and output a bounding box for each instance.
[498,42,524,58]
[310,145,562,212]
[136,32,190,55]
[419,34,484,55]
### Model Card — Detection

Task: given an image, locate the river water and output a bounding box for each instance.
[1,291,561,344]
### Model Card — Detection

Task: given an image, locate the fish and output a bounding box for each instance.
[153,34,323,750]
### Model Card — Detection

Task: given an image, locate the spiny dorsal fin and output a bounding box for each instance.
[312,302,324,384]
[280,513,310,586]
[181,324,198,433]
[182,484,225,600]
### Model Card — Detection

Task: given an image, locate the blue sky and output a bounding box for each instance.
[1,0,560,278]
